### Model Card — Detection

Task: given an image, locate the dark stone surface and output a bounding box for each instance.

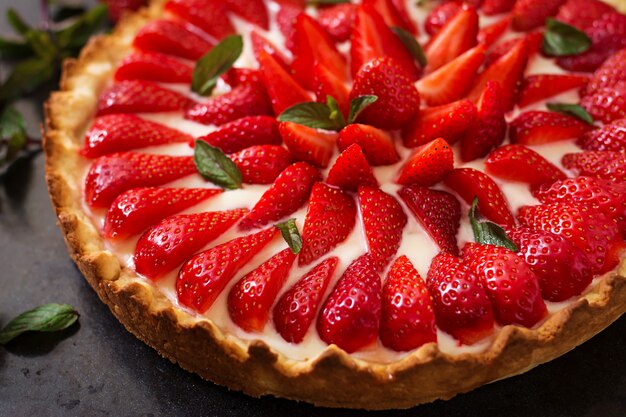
[1,3,625,417]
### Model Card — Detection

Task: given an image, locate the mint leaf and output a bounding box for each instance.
[391,26,427,68]
[55,4,108,52]
[276,218,303,254]
[542,18,592,57]
[0,304,79,345]
[192,35,243,96]
[0,36,33,59]
[278,101,344,130]
[469,197,518,252]
[6,9,31,36]
[194,140,242,190]
[0,56,57,103]
[326,95,346,128]
[348,95,378,124]
[0,106,28,164]
[547,103,594,125]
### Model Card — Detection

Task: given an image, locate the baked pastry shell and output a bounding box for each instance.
[43,0,626,409]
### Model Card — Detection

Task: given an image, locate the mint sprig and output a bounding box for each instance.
[192,35,243,96]
[391,26,427,68]
[542,18,592,57]
[547,103,595,125]
[194,140,242,190]
[276,218,303,254]
[0,303,79,345]
[278,95,378,131]
[469,197,518,252]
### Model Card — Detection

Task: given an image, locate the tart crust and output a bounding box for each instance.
[43,0,626,409]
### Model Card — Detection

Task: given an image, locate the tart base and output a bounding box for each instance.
[43,0,626,409]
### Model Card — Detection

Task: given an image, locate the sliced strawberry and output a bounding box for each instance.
[224,68,264,88]
[358,186,408,271]
[292,14,348,89]
[350,4,420,80]
[114,52,193,83]
[337,124,399,166]
[97,81,191,116]
[485,144,567,189]
[399,186,461,255]
[403,99,477,148]
[424,6,479,73]
[300,183,356,266]
[317,254,382,353]
[81,115,191,158]
[318,3,355,43]
[444,168,515,227]
[425,2,461,36]
[509,111,594,145]
[228,248,296,332]
[426,252,494,345]
[164,0,234,39]
[327,144,378,192]
[507,226,594,302]
[273,257,339,343]
[555,0,617,31]
[230,145,293,185]
[583,49,626,96]
[460,81,506,162]
[176,227,278,313]
[482,0,516,15]
[363,0,409,31]
[562,151,626,183]
[417,44,486,106]
[279,122,337,168]
[462,243,547,327]
[349,57,421,130]
[483,32,542,69]
[390,0,418,34]
[511,0,566,31]
[240,162,321,230]
[577,118,626,152]
[84,153,197,208]
[257,50,311,115]
[250,30,290,71]
[185,81,273,126]
[313,62,350,118]
[104,187,221,240]
[466,37,529,111]
[477,17,511,47]
[195,116,280,154]
[276,3,303,52]
[396,138,454,187]
[380,255,437,351]
[580,84,626,124]
[223,0,269,29]
[135,208,247,280]
[133,19,214,60]
[518,201,622,273]
[517,74,590,108]
[533,176,626,235]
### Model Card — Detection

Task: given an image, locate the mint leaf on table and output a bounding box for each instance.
[194,140,242,190]
[0,303,79,345]
[276,218,303,254]
[469,197,518,252]
[192,35,243,96]
[542,18,592,57]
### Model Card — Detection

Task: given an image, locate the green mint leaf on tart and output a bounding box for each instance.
[276,218,303,254]
[194,140,242,190]
[192,35,243,96]
[278,101,344,131]
[326,95,347,129]
[391,26,427,68]
[469,197,518,252]
[348,95,378,124]
[547,103,595,125]
[0,303,79,345]
[542,18,592,57]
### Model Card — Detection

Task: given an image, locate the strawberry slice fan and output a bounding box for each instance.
[44,0,626,410]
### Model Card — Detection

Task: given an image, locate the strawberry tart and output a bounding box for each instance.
[44,0,626,409]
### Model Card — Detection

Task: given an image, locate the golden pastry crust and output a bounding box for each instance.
[43,0,626,409]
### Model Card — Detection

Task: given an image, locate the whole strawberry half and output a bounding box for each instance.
[485,144,567,190]
[580,84,626,124]
[239,162,321,230]
[84,153,197,208]
[313,62,350,118]
[223,0,269,29]
[230,145,293,185]
[483,32,543,69]
[133,19,215,60]
[509,111,594,145]
[176,227,278,313]
[426,252,494,345]
[164,0,235,40]
[318,3,355,43]
[396,137,454,187]
[114,51,193,84]
[317,254,382,353]
[279,122,337,169]
[228,248,296,332]
[273,257,339,343]
[337,124,399,166]
[517,74,590,108]
[444,168,515,227]
[326,144,378,192]
[425,2,461,36]
[577,118,626,152]
[134,208,247,280]
[482,0,516,15]
[507,226,594,302]
[562,151,626,183]
[81,114,192,158]
[584,49,626,96]
[300,183,356,266]
[104,187,222,240]
[399,186,461,255]
[511,0,566,31]
[463,243,547,327]
[380,255,437,351]
[358,186,408,272]
[556,0,617,31]
[258,50,311,115]
[276,3,303,52]
[195,116,281,154]
[350,57,421,130]
[97,81,191,116]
